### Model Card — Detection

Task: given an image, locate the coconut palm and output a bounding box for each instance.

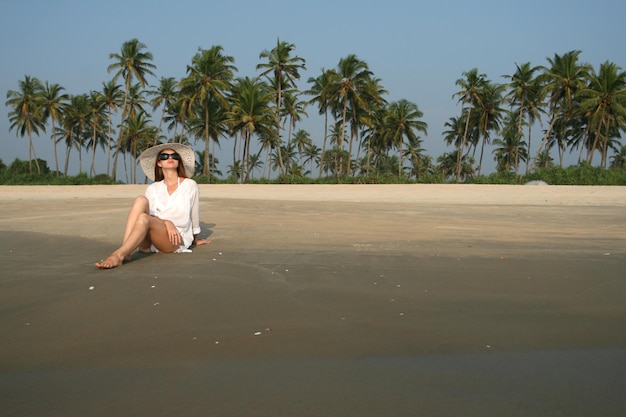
[609,144,626,169]
[305,68,339,176]
[331,54,383,176]
[437,151,474,181]
[302,141,321,174]
[383,99,428,177]
[352,76,388,167]
[453,68,486,181]
[180,45,236,179]
[402,134,428,179]
[100,81,123,176]
[86,90,108,176]
[282,90,308,144]
[149,76,179,134]
[534,50,592,168]
[6,75,46,173]
[121,112,158,183]
[40,81,68,175]
[474,81,506,175]
[227,76,273,182]
[59,94,90,175]
[534,149,554,169]
[257,39,306,175]
[107,38,156,180]
[503,62,543,174]
[443,115,465,150]
[291,129,312,170]
[579,61,626,167]
[246,154,264,180]
[186,97,229,177]
[492,112,528,173]
[360,106,387,176]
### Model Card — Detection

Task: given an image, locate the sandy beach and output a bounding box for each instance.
[1,184,625,416]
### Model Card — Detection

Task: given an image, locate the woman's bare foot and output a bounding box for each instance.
[95,253,125,269]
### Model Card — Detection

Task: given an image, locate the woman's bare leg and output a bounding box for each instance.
[95,197,177,269]
[122,196,151,254]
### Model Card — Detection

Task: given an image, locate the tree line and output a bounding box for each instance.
[5,39,626,183]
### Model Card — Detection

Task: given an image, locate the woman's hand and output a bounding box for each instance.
[163,220,182,246]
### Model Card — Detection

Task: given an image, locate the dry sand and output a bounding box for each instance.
[0,184,625,416]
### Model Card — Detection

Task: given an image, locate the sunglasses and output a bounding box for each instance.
[158,152,181,161]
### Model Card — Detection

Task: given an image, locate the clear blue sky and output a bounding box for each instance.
[1,0,625,177]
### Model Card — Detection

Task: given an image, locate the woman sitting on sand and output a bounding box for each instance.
[96,143,211,269]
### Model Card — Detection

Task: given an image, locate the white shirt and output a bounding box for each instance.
[144,178,201,252]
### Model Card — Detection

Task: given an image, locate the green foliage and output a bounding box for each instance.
[9,158,50,175]
[192,175,210,184]
[523,164,626,185]
[0,159,119,185]
[2,157,625,185]
[469,171,523,184]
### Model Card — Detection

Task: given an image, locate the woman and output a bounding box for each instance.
[95,143,211,269]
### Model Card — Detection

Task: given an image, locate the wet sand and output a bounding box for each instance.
[1,184,625,416]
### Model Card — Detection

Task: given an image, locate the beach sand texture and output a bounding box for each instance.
[1,184,625,417]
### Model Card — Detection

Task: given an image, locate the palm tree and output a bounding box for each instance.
[579,61,626,167]
[302,141,321,174]
[125,83,150,120]
[186,97,229,178]
[291,129,312,170]
[150,76,179,134]
[332,54,379,175]
[321,147,350,177]
[402,136,432,179]
[100,81,123,176]
[492,112,528,173]
[227,76,273,182]
[353,75,388,167]
[86,91,107,176]
[534,149,554,169]
[59,94,90,175]
[337,56,387,176]
[503,62,543,174]
[227,160,243,182]
[257,39,306,175]
[68,94,90,174]
[121,112,158,183]
[453,68,486,181]
[360,106,387,176]
[194,149,221,178]
[180,45,236,179]
[282,90,308,144]
[305,68,339,176]
[6,75,46,173]
[609,144,626,169]
[107,38,156,180]
[443,115,465,149]
[383,99,428,177]
[246,154,264,180]
[474,81,506,175]
[437,151,474,181]
[40,81,68,175]
[534,50,592,168]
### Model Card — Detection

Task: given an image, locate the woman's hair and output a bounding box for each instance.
[154,150,187,181]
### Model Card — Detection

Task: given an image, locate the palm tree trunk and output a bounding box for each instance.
[532,114,558,171]
[456,104,472,182]
[319,111,328,178]
[64,145,71,176]
[106,109,112,176]
[51,120,60,176]
[525,116,533,175]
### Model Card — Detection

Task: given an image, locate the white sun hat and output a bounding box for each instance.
[139,143,195,181]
